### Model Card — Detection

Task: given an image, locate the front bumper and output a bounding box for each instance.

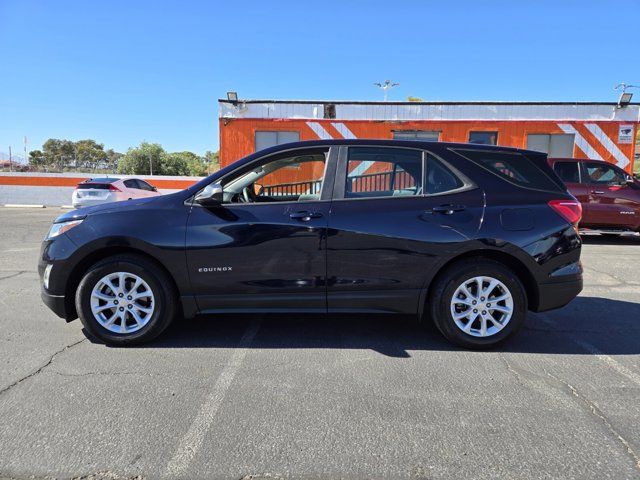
[41,287,68,319]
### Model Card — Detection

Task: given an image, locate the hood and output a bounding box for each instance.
[53,196,162,223]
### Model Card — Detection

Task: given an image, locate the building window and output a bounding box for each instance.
[393,130,440,141]
[468,131,498,145]
[526,134,575,158]
[255,131,300,152]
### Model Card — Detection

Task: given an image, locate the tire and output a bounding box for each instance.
[428,259,527,349]
[75,254,177,346]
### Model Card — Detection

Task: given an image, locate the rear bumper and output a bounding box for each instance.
[533,276,583,312]
[41,287,68,319]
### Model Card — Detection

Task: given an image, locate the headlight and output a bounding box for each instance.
[47,219,83,239]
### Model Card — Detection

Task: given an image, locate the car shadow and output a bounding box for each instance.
[581,234,640,245]
[90,296,640,357]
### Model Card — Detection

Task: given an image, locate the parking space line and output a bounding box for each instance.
[540,316,640,387]
[164,319,261,476]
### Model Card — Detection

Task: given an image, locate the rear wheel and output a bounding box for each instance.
[75,254,176,346]
[428,259,527,349]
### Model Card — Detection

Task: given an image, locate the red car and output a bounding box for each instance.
[548,158,640,234]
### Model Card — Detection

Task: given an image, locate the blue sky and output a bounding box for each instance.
[0,0,637,157]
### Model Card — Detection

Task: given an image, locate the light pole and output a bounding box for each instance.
[374,80,400,102]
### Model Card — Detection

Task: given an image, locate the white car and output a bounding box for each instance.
[72,177,161,209]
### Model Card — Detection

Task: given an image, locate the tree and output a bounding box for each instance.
[162,151,191,176]
[28,150,45,168]
[204,150,220,173]
[105,149,123,172]
[75,139,107,170]
[118,142,165,175]
[42,138,75,170]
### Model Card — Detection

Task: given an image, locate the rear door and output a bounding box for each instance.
[551,160,592,223]
[325,145,483,314]
[583,161,640,229]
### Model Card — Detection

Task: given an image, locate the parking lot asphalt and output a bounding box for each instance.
[0,208,639,480]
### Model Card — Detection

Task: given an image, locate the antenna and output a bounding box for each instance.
[373,80,400,102]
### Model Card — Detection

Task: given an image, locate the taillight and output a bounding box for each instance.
[108,184,121,192]
[548,199,582,226]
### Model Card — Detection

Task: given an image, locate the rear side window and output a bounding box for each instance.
[123,179,138,189]
[345,147,422,198]
[553,162,580,183]
[453,149,562,192]
[426,155,463,194]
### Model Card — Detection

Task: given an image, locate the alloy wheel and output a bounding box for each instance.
[450,276,514,337]
[90,272,155,334]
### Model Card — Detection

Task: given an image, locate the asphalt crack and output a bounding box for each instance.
[0,338,87,397]
[0,271,29,282]
[546,370,640,472]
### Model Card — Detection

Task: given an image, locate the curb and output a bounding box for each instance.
[3,204,46,208]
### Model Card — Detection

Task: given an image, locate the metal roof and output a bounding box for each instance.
[219,99,640,122]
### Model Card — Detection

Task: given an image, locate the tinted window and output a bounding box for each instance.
[585,163,626,185]
[426,155,463,194]
[136,180,154,191]
[469,131,498,145]
[345,147,422,198]
[553,162,580,183]
[454,149,561,192]
[123,179,138,189]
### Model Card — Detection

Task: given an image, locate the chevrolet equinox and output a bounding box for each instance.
[39,140,583,348]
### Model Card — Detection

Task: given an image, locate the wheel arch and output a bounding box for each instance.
[63,246,183,321]
[419,249,540,320]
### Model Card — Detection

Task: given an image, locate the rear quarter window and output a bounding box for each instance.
[452,149,562,192]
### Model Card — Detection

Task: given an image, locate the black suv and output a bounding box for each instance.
[39,140,583,348]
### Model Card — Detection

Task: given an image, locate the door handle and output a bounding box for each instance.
[428,204,466,215]
[592,190,605,195]
[290,211,323,221]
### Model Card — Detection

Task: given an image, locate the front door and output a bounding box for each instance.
[326,145,484,314]
[583,161,640,230]
[186,147,335,313]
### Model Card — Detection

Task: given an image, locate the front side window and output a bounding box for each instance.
[345,147,422,198]
[138,180,155,191]
[468,131,498,145]
[585,163,626,185]
[222,149,327,203]
[553,161,580,183]
[255,131,300,152]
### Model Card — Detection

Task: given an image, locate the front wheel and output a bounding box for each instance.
[428,259,527,349]
[75,254,176,346]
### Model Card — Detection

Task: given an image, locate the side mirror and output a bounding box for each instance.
[194,183,223,206]
[152,186,158,192]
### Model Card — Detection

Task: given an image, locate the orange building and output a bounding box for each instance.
[218,100,640,173]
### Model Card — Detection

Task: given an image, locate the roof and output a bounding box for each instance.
[219,99,640,122]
